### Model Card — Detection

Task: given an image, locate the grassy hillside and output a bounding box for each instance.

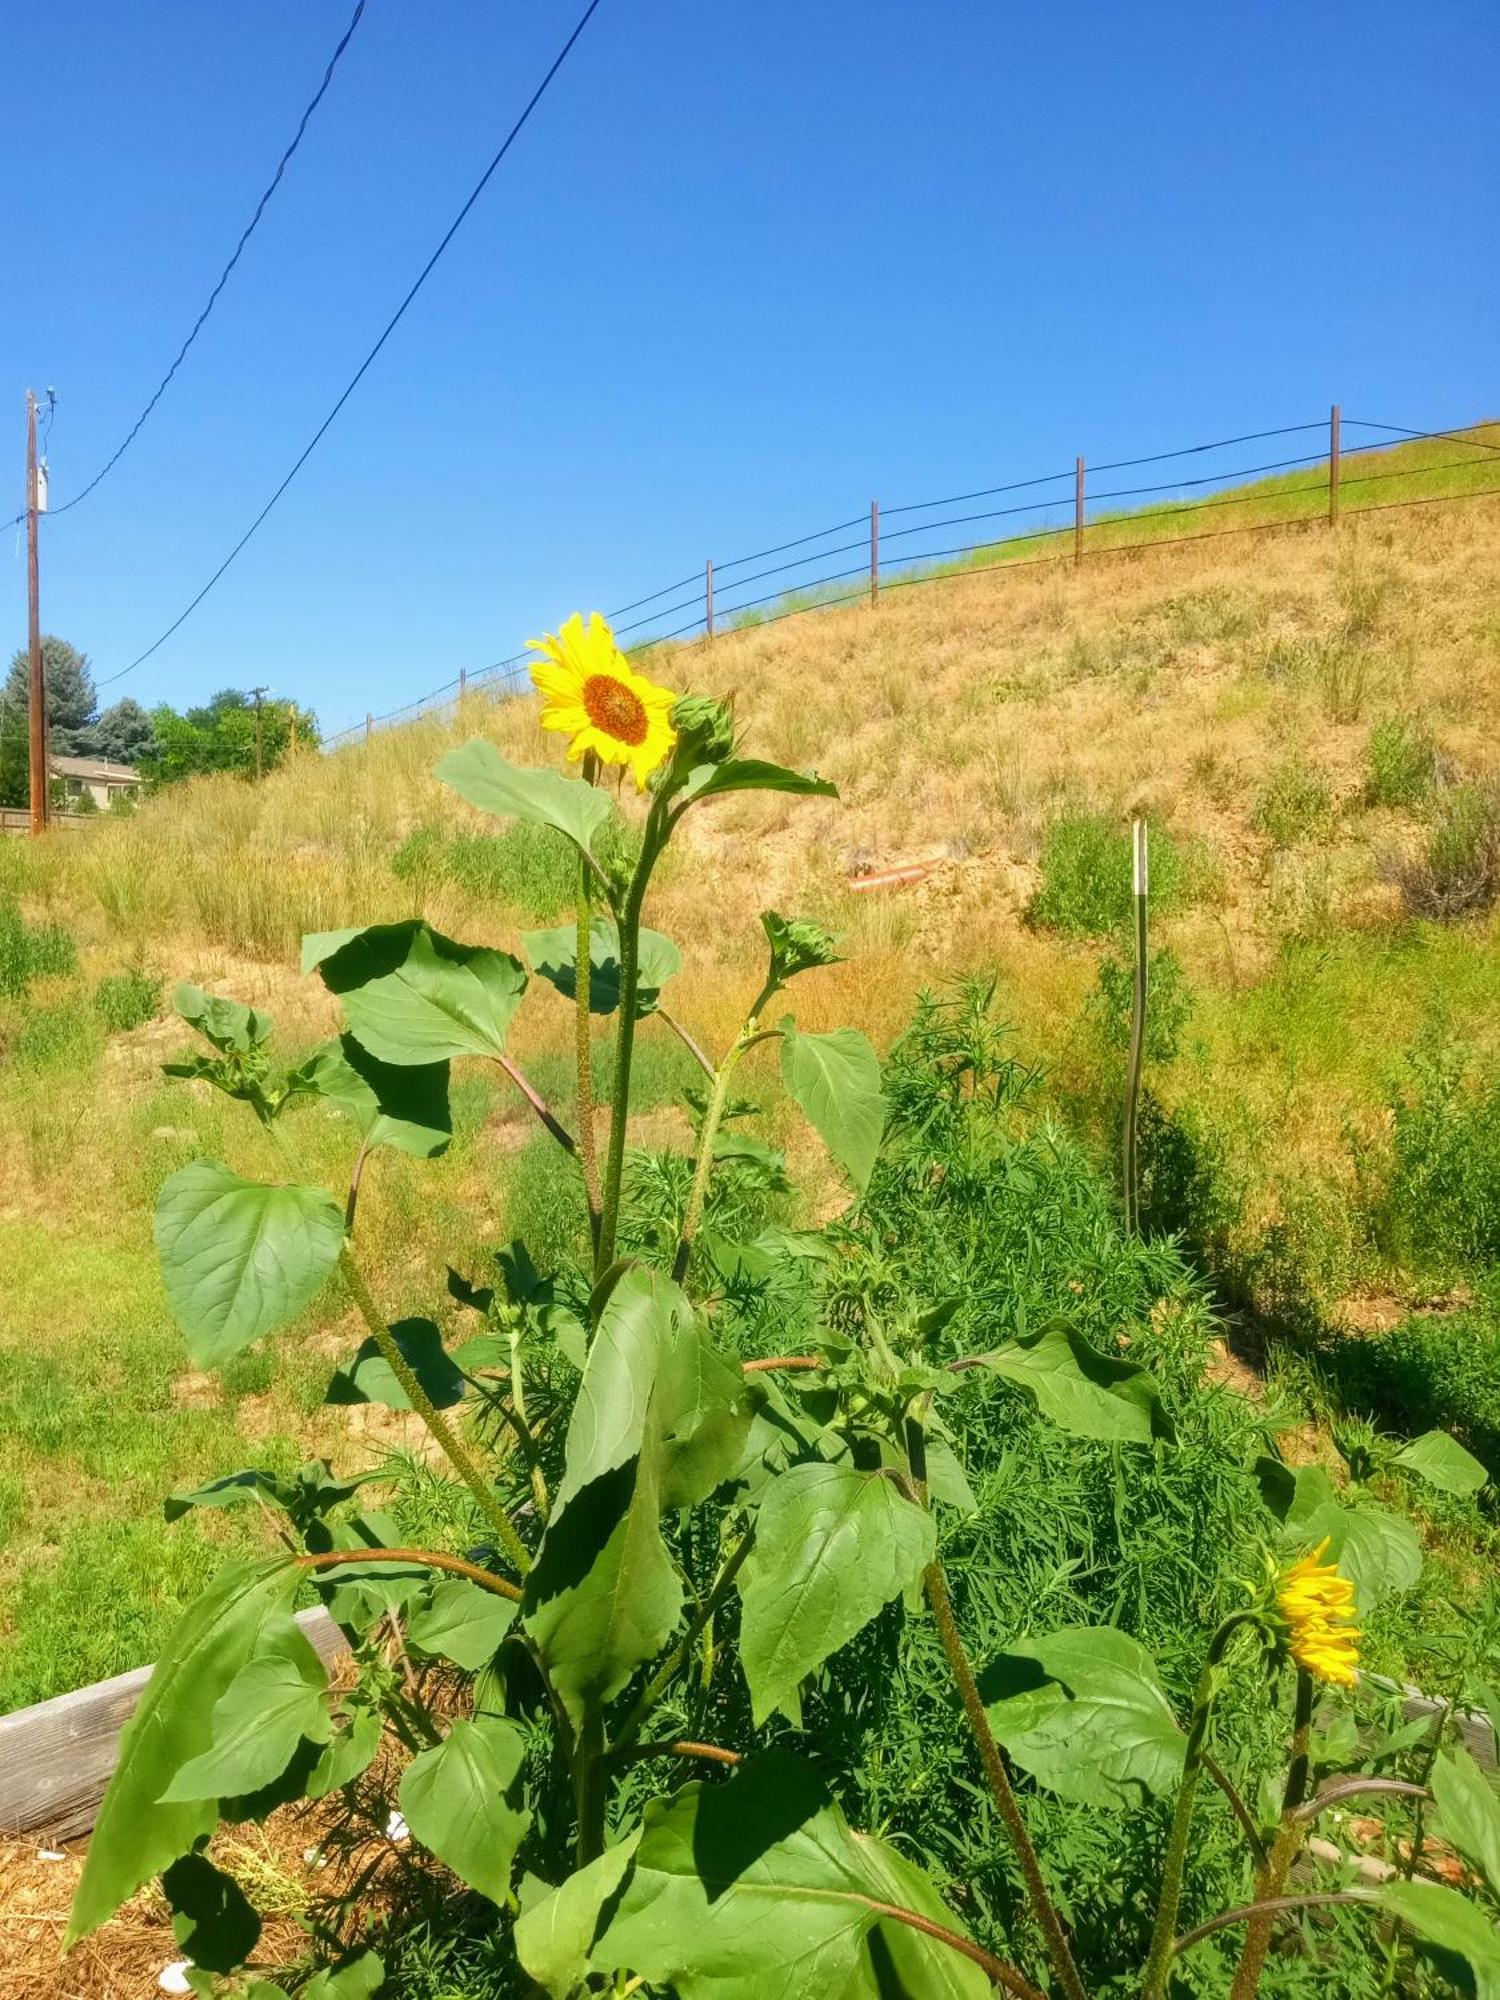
[2,428,1499,1708]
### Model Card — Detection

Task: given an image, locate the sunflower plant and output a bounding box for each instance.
[65,616,1500,1999]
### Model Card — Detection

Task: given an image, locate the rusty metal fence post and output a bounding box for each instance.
[705,558,714,640]
[1329,404,1341,526]
[1074,456,1086,568]
[870,499,880,606]
[459,666,467,698]
[365,712,373,743]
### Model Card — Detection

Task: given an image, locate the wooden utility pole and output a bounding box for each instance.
[26,392,47,835]
[1074,456,1086,570]
[249,685,269,779]
[870,500,880,606]
[1329,403,1342,527]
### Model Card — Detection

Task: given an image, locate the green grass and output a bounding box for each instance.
[1027,808,1187,937]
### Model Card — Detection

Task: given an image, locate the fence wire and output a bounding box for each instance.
[320,415,1499,745]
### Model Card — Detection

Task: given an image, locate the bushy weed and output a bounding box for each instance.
[1251,757,1335,847]
[1375,1035,1500,1275]
[0,897,77,997]
[393,811,641,921]
[1365,713,1436,808]
[93,966,160,1034]
[1027,809,1186,937]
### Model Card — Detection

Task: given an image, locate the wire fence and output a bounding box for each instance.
[320,410,1500,749]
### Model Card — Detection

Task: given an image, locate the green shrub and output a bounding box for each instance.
[1087,946,1194,1062]
[1388,780,1500,920]
[393,812,641,920]
[1365,714,1436,808]
[1027,810,1184,937]
[0,898,77,997]
[12,1002,96,1071]
[1251,757,1334,847]
[1327,1280,1500,1476]
[1375,1037,1500,1275]
[1135,1090,1242,1256]
[93,967,160,1034]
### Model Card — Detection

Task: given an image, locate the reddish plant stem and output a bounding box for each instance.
[742,1355,822,1373]
[497,1051,577,1154]
[296,1546,522,1601]
[924,1559,1089,2000]
[606,1739,743,1770]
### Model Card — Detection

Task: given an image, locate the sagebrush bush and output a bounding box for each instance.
[1251,757,1334,847]
[1027,809,1184,937]
[1388,780,1500,920]
[1365,714,1436,808]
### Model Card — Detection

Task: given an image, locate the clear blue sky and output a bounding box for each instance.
[5,0,1495,736]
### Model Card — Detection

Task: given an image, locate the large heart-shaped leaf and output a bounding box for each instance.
[981,1626,1184,1807]
[1299,1499,1423,1612]
[516,1833,642,2000]
[406,1576,519,1671]
[521,918,682,1016]
[161,1617,331,1802]
[738,1461,934,1725]
[307,1708,383,1800]
[973,1319,1174,1445]
[398,1715,529,1903]
[436,739,613,854]
[1376,1879,1500,2000]
[311,920,526,1064]
[656,1313,753,1509]
[155,1162,344,1368]
[1432,1745,1500,1894]
[173,983,273,1053]
[325,1318,465,1411]
[67,1558,301,1944]
[779,1021,884,1193]
[592,1754,986,1998]
[1394,1429,1489,1498]
[523,1271,691,1722]
[163,1854,262,1976]
[297,1034,451,1158]
[678,759,839,808]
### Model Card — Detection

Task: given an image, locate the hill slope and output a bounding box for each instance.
[2,430,1499,1703]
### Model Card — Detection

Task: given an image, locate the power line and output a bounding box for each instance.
[50,0,369,517]
[97,0,606,689]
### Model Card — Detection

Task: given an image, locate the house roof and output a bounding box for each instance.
[48,754,142,784]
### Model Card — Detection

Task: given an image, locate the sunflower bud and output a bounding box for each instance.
[669,694,736,767]
[762,911,843,985]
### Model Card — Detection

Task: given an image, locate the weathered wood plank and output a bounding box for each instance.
[0,1609,347,1842]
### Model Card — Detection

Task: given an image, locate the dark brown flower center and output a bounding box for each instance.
[582,673,648,745]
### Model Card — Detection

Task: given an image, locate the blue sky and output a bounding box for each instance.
[5,0,1495,737]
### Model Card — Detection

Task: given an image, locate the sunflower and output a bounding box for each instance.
[1276,1540,1361,1688]
[527,613,678,790]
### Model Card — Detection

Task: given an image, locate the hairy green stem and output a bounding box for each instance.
[597,797,668,1274]
[924,1559,1090,2000]
[672,1044,740,1282]
[1140,1612,1257,2000]
[574,801,604,1247]
[1228,1668,1314,2000]
[509,1317,550,1522]
[338,1247,531,1576]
